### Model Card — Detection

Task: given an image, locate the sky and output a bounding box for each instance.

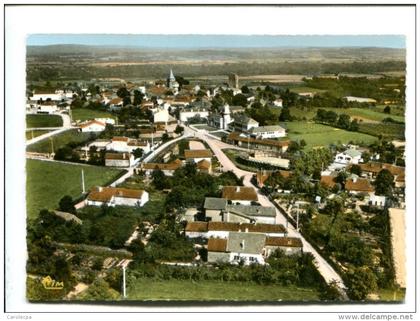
[26,34,405,49]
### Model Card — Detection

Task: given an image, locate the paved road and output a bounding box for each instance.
[185,125,348,299]
[26,127,74,146]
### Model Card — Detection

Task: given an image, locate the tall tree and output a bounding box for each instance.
[374,169,395,196]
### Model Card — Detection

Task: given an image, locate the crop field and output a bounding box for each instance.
[126,278,320,301]
[26,129,93,153]
[284,121,377,149]
[72,108,116,122]
[358,123,405,140]
[26,159,124,220]
[26,114,63,128]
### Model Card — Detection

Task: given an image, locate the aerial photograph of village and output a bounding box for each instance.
[24,34,407,303]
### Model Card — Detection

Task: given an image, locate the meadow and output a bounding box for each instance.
[26,129,93,153]
[284,121,378,149]
[25,130,52,140]
[126,278,320,301]
[26,114,63,128]
[26,159,124,220]
[71,108,116,122]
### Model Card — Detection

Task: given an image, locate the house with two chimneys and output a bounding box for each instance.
[86,186,149,207]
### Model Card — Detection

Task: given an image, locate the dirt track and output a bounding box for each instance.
[389,208,406,288]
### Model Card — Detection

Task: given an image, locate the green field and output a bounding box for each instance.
[25,130,52,140]
[26,114,63,128]
[285,121,377,149]
[26,159,124,220]
[26,129,93,153]
[359,123,405,140]
[287,107,405,123]
[127,278,320,301]
[72,108,115,122]
[377,288,406,302]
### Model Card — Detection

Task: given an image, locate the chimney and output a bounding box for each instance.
[236,186,240,192]
[241,240,245,249]
[123,153,126,159]
[98,186,103,192]
[352,177,357,183]
[245,228,249,233]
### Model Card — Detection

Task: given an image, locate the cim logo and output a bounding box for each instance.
[41,275,64,290]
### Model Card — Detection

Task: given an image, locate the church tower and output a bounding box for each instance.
[167,69,179,92]
[222,104,231,130]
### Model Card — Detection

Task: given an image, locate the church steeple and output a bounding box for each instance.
[169,69,175,82]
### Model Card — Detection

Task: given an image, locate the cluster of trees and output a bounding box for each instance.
[314,109,359,131]
[303,76,404,103]
[29,202,141,249]
[148,163,242,211]
[245,102,277,126]
[128,251,328,291]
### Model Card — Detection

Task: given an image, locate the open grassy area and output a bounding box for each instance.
[72,108,116,122]
[26,114,63,128]
[26,159,124,220]
[284,121,377,149]
[288,107,405,123]
[25,130,52,140]
[377,288,406,302]
[26,129,93,153]
[289,86,327,94]
[127,278,320,301]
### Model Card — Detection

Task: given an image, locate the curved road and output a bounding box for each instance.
[184,125,348,299]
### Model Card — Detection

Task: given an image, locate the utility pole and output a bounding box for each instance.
[296,211,300,232]
[81,169,85,194]
[122,265,127,298]
[49,137,54,155]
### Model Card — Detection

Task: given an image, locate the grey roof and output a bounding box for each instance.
[226,232,266,254]
[204,197,228,210]
[343,149,362,158]
[233,114,259,126]
[250,125,286,133]
[226,204,276,217]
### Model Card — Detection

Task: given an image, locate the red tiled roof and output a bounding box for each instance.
[79,120,106,129]
[320,175,336,189]
[184,149,212,159]
[185,222,208,232]
[240,223,286,234]
[222,186,258,202]
[208,222,240,232]
[87,187,144,202]
[112,136,129,142]
[345,178,374,192]
[265,237,303,248]
[207,238,228,252]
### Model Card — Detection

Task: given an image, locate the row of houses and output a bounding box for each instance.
[185,221,302,265]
